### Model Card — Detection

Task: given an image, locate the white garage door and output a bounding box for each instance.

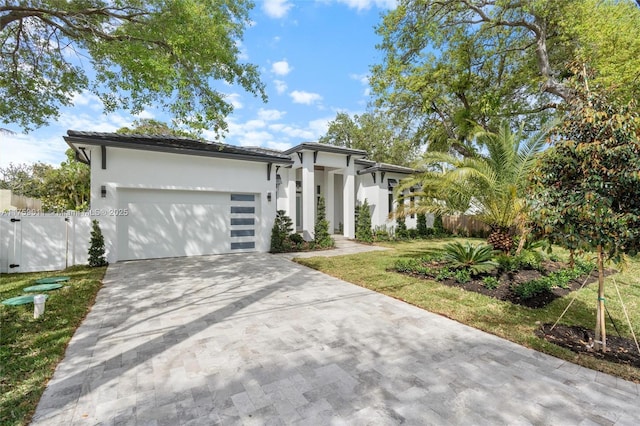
[117,189,258,260]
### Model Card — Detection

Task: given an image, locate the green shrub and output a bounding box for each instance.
[394,258,421,273]
[454,268,471,284]
[417,213,428,237]
[373,226,391,241]
[513,279,553,299]
[314,196,334,248]
[396,216,409,239]
[407,228,419,239]
[88,220,108,267]
[496,254,519,273]
[270,210,294,253]
[441,242,498,275]
[356,200,373,243]
[433,214,444,234]
[515,249,544,271]
[289,233,304,245]
[482,276,500,290]
[435,267,454,281]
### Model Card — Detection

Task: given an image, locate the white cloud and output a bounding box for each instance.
[71,91,103,110]
[237,130,274,147]
[326,0,397,11]
[0,132,67,168]
[134,109,155,120]
[225,93,243,110]
[290,90,323,105]
[271,60,292,76]
[244,119,267,130]
[58,111,131,132]
[266,141,293,151]
[350,73,370,86]
[263,0,293,18]
[235,40,249,61]
[308,117,332,137]
[258,108,286,121]
[273,80,288,95]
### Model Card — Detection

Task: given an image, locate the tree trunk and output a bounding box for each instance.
[514,227,528,256]
[594,245,607,351]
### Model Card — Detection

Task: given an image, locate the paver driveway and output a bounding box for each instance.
[32,253,639,425]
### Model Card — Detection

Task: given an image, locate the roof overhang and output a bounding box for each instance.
[355,159,416,175]
[64,131,294,165]
[283,142,368,157]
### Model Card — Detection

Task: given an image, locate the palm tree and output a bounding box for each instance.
[399,122,547,252]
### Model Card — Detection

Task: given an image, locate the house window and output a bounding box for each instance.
[387,179,398,214]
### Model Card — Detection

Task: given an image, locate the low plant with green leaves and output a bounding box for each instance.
[482,276,500,290]
[441,241,498,275]
[454,268,471,284]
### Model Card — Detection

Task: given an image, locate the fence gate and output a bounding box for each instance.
[4,216,69,273]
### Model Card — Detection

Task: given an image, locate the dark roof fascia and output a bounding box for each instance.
[64,132,293,165]
[283,142,368,157]
[356,162,417,175]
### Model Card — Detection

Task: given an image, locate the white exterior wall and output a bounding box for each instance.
[355,171,419,231]
[86,146,277,262]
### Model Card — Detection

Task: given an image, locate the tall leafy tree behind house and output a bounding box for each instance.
[400,123,546,252]
[319,111,418,166]
[116,119,201,139]
[370,0,640,155]
[529,83,640,352]
[0,1,265,134]
[0,149,89,211]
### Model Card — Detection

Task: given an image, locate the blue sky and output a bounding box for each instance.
[0,0,396,168]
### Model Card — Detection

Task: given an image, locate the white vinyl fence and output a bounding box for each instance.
[0,213,92,274]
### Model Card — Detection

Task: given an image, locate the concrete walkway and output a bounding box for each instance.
[277,235,389,259]
[32,253,639,425]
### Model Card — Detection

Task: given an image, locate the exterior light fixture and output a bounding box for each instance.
[101,185,107,198]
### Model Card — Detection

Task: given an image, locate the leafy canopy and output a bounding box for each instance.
[319,111,418,166]
[0,1,265,134]
[529,89,640,262]
[371,0,640,155]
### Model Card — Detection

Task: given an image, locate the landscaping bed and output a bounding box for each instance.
[428,261,601,309]
[537,324,640,368]
[393,244,599,309]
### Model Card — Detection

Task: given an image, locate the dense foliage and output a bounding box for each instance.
[371,0,640,154]
[319,112,418,166]
[1,1,265,133]
[529,84,640,350]
[0,149,89,211]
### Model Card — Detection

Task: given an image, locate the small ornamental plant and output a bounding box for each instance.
[88,219,108,267]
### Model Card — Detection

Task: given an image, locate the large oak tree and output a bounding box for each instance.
[371,0,640,155]
[1,1,265,134]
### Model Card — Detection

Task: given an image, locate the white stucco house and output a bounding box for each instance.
[65,131,419,263]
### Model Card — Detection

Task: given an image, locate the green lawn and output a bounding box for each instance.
[296,238,640,383]
[0,266,106,426]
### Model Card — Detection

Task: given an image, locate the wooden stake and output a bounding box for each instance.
[594,245,607,351]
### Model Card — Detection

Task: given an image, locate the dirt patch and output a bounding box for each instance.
[536,324,640,368]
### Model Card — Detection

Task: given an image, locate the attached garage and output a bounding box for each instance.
[64,131,292,263]
[117,189,259,260]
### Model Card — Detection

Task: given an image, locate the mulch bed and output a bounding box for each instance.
[536,323,640,368]
[402,260,607,308]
